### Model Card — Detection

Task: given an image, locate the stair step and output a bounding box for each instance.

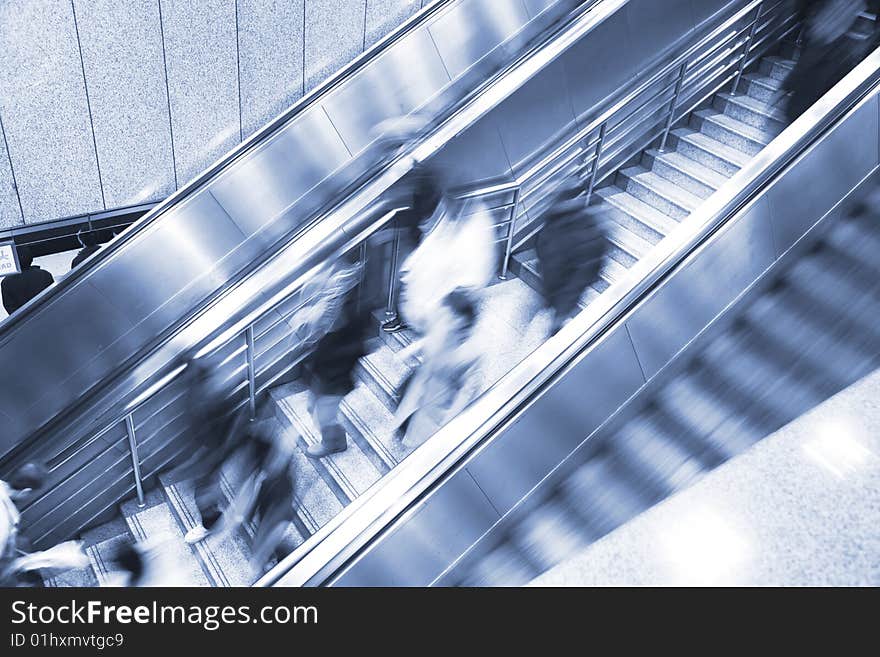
[512,249,605,306]
[690,109,773,156]
[159,476,256,586]
[594,186,679,242]
[603,218,653,265]
[714,92,787,133]
[371,309,418,355]
[612,413,706,496]
[667,128,749,177]
[124,503,211,586]
[559,452,651,540]
[287,444,346,535]
[341,383,410,468]
[759,55,796,82]
[617,166,701,220]
[274,390,383,504]
[42,557,99,587]
[356,344,412,412]
[84,533,134,586]
[511,499,587,571]
[643,148,729,199]
[741,72,783,103]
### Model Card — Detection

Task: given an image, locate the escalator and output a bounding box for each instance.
[6,0,867,587]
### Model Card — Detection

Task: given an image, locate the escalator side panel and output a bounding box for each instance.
[332,468,501,587]
[766,94,880,253]
[208,107,354,239]
[464,325,647,515]
[624,194,777,379]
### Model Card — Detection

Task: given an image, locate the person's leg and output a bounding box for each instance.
[382,229,418,332]
[187,469,224,543]
[306,393,347,457]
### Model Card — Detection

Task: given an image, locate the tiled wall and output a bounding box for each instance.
[0,0,428,228]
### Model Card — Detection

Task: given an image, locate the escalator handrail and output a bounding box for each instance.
[258,44,880,587]
[0,0,463,338]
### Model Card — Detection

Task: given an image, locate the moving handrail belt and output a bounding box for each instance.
[258,46,880,586]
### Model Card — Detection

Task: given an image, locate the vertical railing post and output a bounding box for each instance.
[124,414,145,508]
[498,187,520,280]
[385,218,402,317]
[246,325,256,419]
[584,121,608,205]
[659,62,688,152]
[731,1,764,95]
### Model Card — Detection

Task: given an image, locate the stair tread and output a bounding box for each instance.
[595,186,679,237]
[124,503,211,586]
[161,478,255,586]
[603,218,654,260]
[85,533,133,586]
[694,109,776,145]
[619,166,702,211]
[342,383,410,466]
[670,128,751,167]
[717,91,787,122]
[743,72,783,90]
[276,390,383,503]
[645,148,730,189]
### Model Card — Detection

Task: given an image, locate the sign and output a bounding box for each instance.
[0,242,20,276]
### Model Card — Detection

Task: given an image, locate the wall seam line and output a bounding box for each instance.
[156,0,179,190]
[464,468,502,518]
[0,112,26,226]
[235,0,243,142]
[362,0,368,52]
[322,106,353,157]
[624,323,649,383]
[301,0,306,96]
[70,0,107,211]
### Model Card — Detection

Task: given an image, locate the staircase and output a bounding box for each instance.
[442,198,880,586]
[511,51,793,303]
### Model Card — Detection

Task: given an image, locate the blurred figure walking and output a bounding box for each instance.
[535,181,610,334]
[782,0,872,121]
[393,289,482,449]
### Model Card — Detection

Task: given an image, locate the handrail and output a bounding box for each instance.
[256,4,880,588]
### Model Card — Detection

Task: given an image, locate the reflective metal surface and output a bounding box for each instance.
[271,44,880,587]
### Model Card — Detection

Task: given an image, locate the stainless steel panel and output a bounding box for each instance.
[427,116,515,185]
[87,191,246,329]
[625,195,778,379]
[332,469,500,586]
[209,107,353,238]
[624,0,695,67]
[522,0,559,18]
[492,58,578,173]
[321,27,452,155]
[465,326,646,515]
[427,0,534,79]
[767,95,880,255]
[690,0,744,27]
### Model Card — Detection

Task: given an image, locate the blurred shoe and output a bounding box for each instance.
[381,317,406,333]
[305,441,347,458]
[184,524,211,544]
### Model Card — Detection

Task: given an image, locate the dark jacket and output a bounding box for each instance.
[71,244,100,269]
[536,200,609,316]
[1,266,54,315]
[303,294,372,397]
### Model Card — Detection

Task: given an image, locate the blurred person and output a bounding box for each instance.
[380,160,448,333]
[397,194,497,337]
[781,0,871,121]
[301,285,374,458]
[70,229,101,269]
[177,358,249,544]
[392,289,482,449]
[1,245,54,315]
[247,452,296,576]
[535,181,610,334]
[106,535,194,587]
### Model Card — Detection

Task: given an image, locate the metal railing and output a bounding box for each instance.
[505,0,797,249]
